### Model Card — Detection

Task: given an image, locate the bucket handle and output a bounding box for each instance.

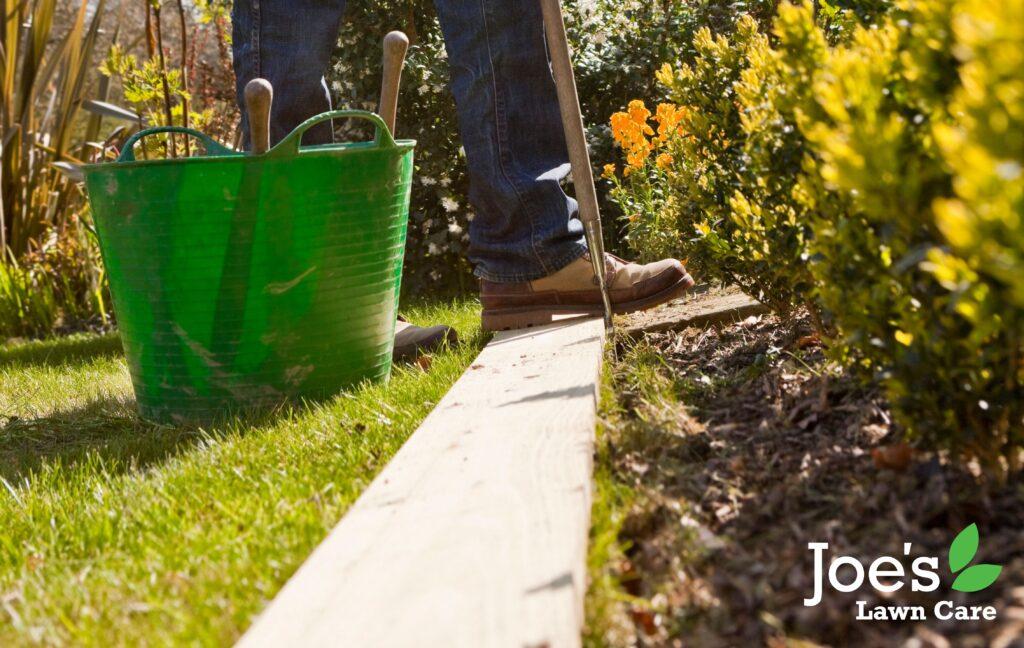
[266,110,397,158]
[117,126,236,162]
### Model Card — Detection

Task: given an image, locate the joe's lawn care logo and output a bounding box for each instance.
[803,524,1002,621]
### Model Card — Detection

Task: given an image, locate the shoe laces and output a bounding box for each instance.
[582,252,624,287]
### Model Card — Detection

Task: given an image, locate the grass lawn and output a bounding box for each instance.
[0,299,483,646]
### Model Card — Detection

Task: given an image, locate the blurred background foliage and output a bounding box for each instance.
[1,0,234,337]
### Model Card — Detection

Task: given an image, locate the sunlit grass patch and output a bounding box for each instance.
[0,299,481,645]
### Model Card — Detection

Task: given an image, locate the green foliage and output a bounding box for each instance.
[0,0,113,338]
[194,0,232,26]
[100,44,216,157]
[1,0,105,256]
[796,0,1022,471]
[606,0,1023,473]
[0,258,59,339]
[605,8,849,315]
[0,226,107,339]
[99,2,230,159]
[602,0,891,314]
[101,44,183,107]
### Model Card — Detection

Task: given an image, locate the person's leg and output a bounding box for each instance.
[231,0,347,148]
[232,0,457,358]
[433,0,693,330]
[433,0,587,283]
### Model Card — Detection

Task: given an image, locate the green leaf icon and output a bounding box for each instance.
[949,523,979,573]
[952,564,1002,592]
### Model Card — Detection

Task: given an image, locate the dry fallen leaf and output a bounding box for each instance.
[796,333,822,349]
[629,607,659,635]
[872,442,914,471]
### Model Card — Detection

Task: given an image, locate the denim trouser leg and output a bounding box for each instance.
[231,0,588,282]
[231,0,347,147]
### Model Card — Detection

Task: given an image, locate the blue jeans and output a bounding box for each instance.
[231,0,587,283]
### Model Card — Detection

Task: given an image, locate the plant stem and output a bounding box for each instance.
[175,0,190,155]
[152,2,177,157]
[144,0,157,58]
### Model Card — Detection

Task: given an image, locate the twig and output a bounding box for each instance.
[151,1,177,157]
[175,0,190,155]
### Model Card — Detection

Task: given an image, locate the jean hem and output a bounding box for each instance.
[472,242,588,283]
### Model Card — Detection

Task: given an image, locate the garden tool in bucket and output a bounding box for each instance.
[83,61,414,424]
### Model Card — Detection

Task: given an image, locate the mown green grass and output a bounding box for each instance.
[0,300,483,646]
[584,340,692,646]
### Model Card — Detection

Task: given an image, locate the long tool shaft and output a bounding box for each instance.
[379,31,410,137]
[539,0,613,331]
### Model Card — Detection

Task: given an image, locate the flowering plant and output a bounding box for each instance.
[604,0,1024,474]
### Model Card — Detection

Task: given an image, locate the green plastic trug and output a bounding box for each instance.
[84,111,415,423]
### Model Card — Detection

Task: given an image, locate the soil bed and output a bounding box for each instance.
[590,300,1024,647]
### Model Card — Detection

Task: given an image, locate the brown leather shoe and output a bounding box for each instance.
[393,316,459,362]
[480,253,694,331]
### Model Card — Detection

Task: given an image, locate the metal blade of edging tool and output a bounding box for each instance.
[539,0,614,332]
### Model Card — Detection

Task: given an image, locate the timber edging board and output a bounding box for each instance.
[237,317,607,648]
[622,289,768,339]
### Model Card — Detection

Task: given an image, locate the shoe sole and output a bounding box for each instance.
[480,272,695,332]
[392,327,459,363]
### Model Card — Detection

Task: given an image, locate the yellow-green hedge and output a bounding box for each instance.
[606,0,1023,474]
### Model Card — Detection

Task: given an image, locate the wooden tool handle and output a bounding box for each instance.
[244,78,273,154]
[379,31,409,137]
[539,0,600,229]
[539,0,614,329]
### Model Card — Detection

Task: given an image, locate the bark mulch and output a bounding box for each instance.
[598,306,1024,647]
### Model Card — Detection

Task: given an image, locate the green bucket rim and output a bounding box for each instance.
[84,109,415,172]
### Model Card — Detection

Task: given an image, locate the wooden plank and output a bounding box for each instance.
[622,286,767,339]
[237,317,606,648]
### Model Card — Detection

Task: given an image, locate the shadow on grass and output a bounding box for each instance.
[0,319,479,484]
[0,332,124,369]
[0,395,209,483]
[0,392,303,484]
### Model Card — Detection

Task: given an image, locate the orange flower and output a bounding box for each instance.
[611,111,653,169]
[655,103,683,141]
[626,147,649,169]
[602,163,616,179]
[655,153,673,169]
[627,100,655,136]
[610,111,633,145]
